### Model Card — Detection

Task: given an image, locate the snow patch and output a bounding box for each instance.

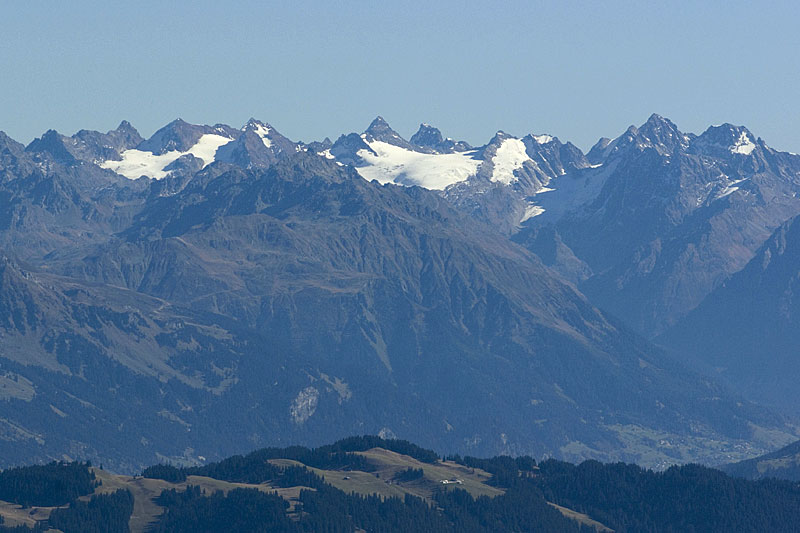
[716,186,740,198]
[731,131,755,155]
[356,140,481,190]
[290,386,319,424]
[491,138,529,185]
[252,123,272,148]
[101,134,233,180]
[527,162,616,223]
[533,134,554,144]
[520,204,545,223]
[715,178,747,200]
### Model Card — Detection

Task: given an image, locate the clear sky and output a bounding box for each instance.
[1,1,798,152]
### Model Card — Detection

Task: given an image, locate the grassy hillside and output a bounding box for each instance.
[2,436,800,532]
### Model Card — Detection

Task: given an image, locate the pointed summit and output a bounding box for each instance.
[363,116,414,150]
[693,123,758,156]
[215,119,298,169]
[137,119,224,155]
[643,113,673,128]
[410,123,443,149]
[109,119,141,139]
[241,118,277,144]
[638,113,685,153]
[243,117,273,131]
[330,133,376,165]
[588,116,686,164]
[409,123,472,153]
[586,137,613,165]
[0,131,29,173]
[25,129,77,164]
[0,131,25,155]
[366,116,390,132]
[488,130,515,147]
[640,113,679,139]
[106,121,144,149]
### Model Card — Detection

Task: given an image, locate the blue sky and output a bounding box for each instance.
[1,1,798,152]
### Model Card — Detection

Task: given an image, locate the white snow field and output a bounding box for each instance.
[356,139,481,190]
[101,134,233,180]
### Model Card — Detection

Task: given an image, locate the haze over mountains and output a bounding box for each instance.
[1,113,799,473]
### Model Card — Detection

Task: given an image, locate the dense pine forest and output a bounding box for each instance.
[1,436,799,532]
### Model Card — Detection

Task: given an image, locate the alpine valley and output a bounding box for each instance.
[1,114,799,473]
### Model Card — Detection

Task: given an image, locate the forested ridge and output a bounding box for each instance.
[0,436,799,532]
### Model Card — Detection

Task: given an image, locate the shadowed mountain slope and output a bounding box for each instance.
[659,215,800,414]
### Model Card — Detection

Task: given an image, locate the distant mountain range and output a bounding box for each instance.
[1,113,799,472]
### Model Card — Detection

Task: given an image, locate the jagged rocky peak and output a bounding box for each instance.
[363,116,414,150]
[587,137,613,165]
[215,118,299,168]
[482,130,528,158]
[137,118,198,154]
[586,115,685,165]
[409,123,473,154]
[70,121,145,162]
[242,117,273,133]
[409,123,473,153]
[521,133,590,174]
[330,133,376,165]
[535,133,556,146]
[111,120,144,145]
[473,130,519,170]
[410,123,443,148]
[25,129,76,164]
[364,115,392,135]
[520,132,559,153]
[108,120,143,144]
[137,118,236,155]
[0,132,25,160]
[304,137,333,154]
[97,119,239,180]
[637,113,686,153]
[239,117,292,146]
[692,123,759,156]
[488,130,515,146]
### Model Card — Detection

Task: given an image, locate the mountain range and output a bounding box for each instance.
[1,113,799,472]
